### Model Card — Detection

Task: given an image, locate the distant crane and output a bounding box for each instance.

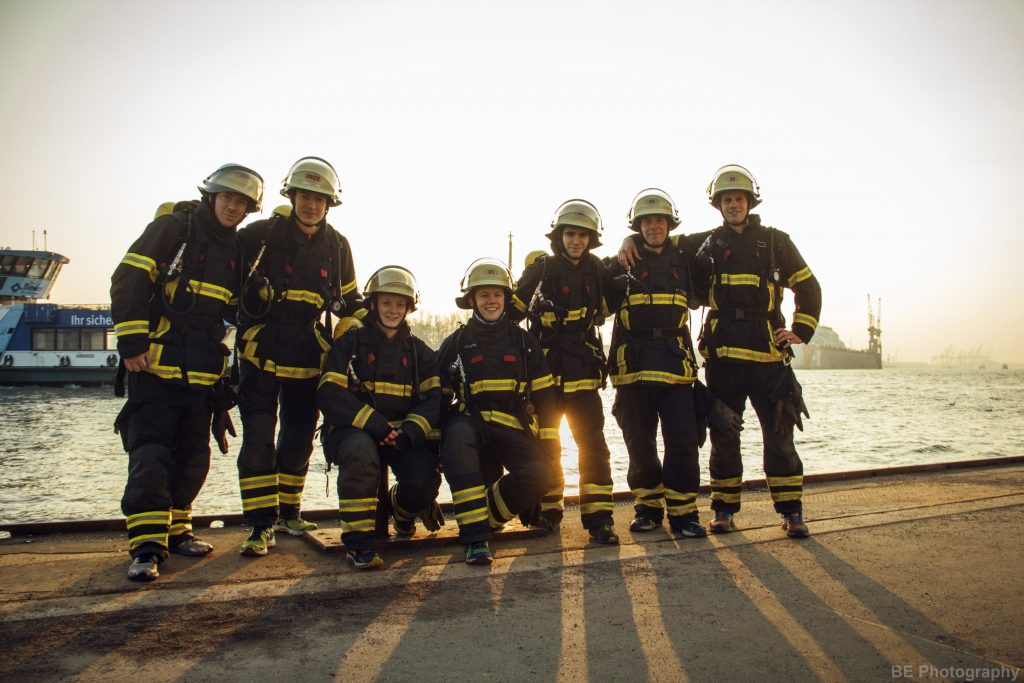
[867,294,882,356]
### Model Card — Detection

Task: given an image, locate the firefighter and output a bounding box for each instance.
[509,199,618,545]
[318,266,443,570]
[437,258,559,564]
[112,163,263,581]
[235,156,362,556]
[695,165,821,537]
[605,189,707,538]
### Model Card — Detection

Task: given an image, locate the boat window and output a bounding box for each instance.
[32,328,56,350]
[58,329,80,350]
[43,261,60,280]
[0,255,14,274]
[27,259,49,279]
[81,329,105,350]
[12,257,31,276]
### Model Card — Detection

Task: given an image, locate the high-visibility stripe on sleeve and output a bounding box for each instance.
[114,320,150,337]
[121,253,158,281]
[404,412,431,435]
[793,312,818,331]
[341,279,359,295]
[353,405,375,430]
[787,267,813,287]
[318,371,349,389]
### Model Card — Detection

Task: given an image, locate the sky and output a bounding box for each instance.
[1,0,1022,363]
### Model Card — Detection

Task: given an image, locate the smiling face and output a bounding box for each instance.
[213,192,249,228]
[292,189,328,228]
[375,292,409,331]
[561,227,591,261]
[473,286,506,322]
[718,190,750,227]
[639,214,669,248]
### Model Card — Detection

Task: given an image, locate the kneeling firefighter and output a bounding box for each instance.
[317,266,444,570]
[437,258,559,565]
[605,188,707,538]
[235,156,363,556]
[510,199,619,545]
[111,163,264,581]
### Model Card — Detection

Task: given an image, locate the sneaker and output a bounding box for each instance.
[710,511,737,534]
[392,518,416,539]
[127,554,160,581]
[240,526,276,557]
[629,516,660,532]
[273,518,318,536]
[171,536,214,556]
[465,541,493,565]
[781,511,810,538]
[346,549,383,570]
[588,523,619,545]
[671,519,708,538]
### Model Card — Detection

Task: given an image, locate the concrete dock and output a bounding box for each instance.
[1,461,1022,682]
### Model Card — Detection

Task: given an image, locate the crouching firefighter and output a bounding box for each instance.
[437,258,559,565]
[111,163,263,581]
[605,188,708,538]
[509,199,619,545]
[317,266,444,570]
[235,156,363,556]
[695,164,821,538]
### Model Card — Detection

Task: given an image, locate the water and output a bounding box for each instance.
[1,368,1022,525]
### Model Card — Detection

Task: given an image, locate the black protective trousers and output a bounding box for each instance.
[706,360,804,514]
[236,363,319,527]
[324,427,441,551]
[611,383,702,525]
[120,372,212,560]
[441,415,551,544]
[553,390,614,529]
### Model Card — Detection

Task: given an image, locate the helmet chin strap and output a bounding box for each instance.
[472,308,506,325]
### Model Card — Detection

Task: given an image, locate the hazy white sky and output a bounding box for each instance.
[1,0,1022,362]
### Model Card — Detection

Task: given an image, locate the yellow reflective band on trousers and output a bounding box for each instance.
[125,510,171,551]
[278,472,306,506]
[339,496,377,534]
[452,485,488,526]
[488,482,514,525]
[767,475,803,503]
[240,473,278,512]
[389,486,417,523]
[665,488,698,517]
[711,476,743,504]
[579,483,615,515]
[540,479,565,512]
[169,508,193,537]
[632,485,666,511]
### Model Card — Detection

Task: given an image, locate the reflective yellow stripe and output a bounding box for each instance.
[282,289,324,307]
[711,477,743,488]
[771,491,802,502]
[129,533,169,548]
[114,320,150,337]
[187,370,222,387]
[715,345,784,363]
[512,295,529,313]
[793,312,818,330]
[242,494,278,511]
[581,483,613,496]
[187,279,232,303]
[169,523,192,535]
[274,364,322,380]
[489,482,513,522]
[469,378,518,393]
[610,370,695,386]
[145,363,183,380]
[418,376,441,393]
[279,492,301,504]
[531,374,555,391]
[278,473,305,487]
[767,475,804,487]
[719,273,760,287]
[712,491,742,503]
[560,378,602,392]
[318,371,349,389]
[455,509,489,525]
[580,501,615,513]
[126,511,170,528]
[788,267,813,287]
[626,292,688,307]
[452,486,486,504]
[353,405,374,430]
[365,381,412,397]
[339,497,378,513]
[479,410,523,430]
[539,427,559,440]
[340,279,358,295]
[340,519,376,533]
[121,252,158,281]
[170,508,192,521]
[240,474,278,490]
[404,413,431,434]
[539,307,588,326]
[632,485,665,498]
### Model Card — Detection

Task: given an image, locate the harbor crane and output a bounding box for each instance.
[867,294,882,356]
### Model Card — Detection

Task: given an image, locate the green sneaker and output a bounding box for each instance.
[240,526,276,557]
[273,518,318,536]
[465,541,493,565]
[346,549,383,570]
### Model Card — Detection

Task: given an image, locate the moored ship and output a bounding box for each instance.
[791,295,883,369]
[0,248,118,386]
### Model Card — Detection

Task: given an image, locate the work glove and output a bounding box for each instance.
[210,381,239,454]
[708,395,744,438]
[421,499,446,532]
[769,367,810,433]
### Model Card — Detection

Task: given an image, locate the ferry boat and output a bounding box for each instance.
[0,248,119,386]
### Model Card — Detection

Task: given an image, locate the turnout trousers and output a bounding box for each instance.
[323,427,441,551]
[236,362,319,527]
[120,372,212,560]
[706,360,804,514]
[441,415,552,544]
[611,383,701,525]
[541,389,614,529]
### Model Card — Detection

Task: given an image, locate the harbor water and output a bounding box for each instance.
[1,367,1022,525]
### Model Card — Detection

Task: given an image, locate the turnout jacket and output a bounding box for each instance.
[236,216,360,381]
[691,215,822,364]
[317,319,440,447]
[436,316,560,443]
[605,245,699,387]
[509,253,608,393]
[111,202,237,388]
